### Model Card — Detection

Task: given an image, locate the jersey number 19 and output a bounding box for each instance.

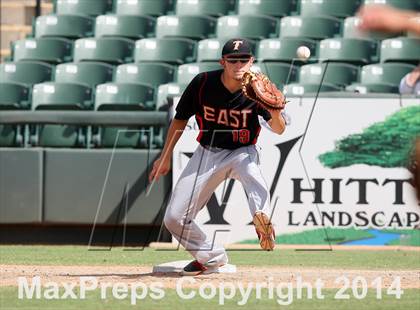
[232,129,250,144]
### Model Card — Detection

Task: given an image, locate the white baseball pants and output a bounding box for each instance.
[163,144,272,265]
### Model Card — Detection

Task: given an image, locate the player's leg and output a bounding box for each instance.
[163,145,229,269]
[230,145,275,250]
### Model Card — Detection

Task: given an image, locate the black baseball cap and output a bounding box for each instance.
[222,38,253,57]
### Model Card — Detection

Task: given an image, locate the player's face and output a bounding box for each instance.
[220,55,254,81]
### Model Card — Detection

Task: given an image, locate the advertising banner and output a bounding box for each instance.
[172,96,420,246]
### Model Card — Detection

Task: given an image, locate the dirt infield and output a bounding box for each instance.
[2,264,419,289]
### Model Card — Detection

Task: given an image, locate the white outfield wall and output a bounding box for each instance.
[171,95,420,244]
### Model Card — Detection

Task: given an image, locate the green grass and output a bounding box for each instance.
[1,246,419,270]
[241,228,374,245]
[1,287,419,310]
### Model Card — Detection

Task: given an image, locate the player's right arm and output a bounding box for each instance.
[148,118,188,182]
[148,74,202,183]
[357,5,420,34]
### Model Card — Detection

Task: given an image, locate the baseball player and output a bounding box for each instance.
[149,38,286,276]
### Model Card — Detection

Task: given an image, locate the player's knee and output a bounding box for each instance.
[163,211,180,231]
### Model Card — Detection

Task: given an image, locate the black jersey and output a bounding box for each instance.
[174,69,272,149]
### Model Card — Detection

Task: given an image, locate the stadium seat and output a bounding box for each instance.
[156,15,216,40]
[55,62,114,88]
[176,62,221,84]
[12,38,73,64]
[32,82,93,110]
[115,63,175,88]
[33,124,87,147]
[157,82,187,111]
[0,125,22,147]
[73,38,134,64]
[94,82,156,148]
[345,83,399,94]
[94,125,153,148]
[380,37,420,64]
[95,15,155,40]
[216,15,278,40]
[0,81,28,146]
[363,0,420,11]
[134,38,196,65]
[300,0,361,17]
[284,83,341,95]
[0,61,53,85]
[298,63,359,87]
[280,16,341,40]
[346,63,416,94]
[0,82,30,110]
[176,0,235,16]
[95,83,155,111]
[115,0,174,16]
[155,81,185,148]
[238,0,295,17]
[343,17,399,40]
[56,0,113,16]
[197,38,257,62]
[35,14,94,39]
[319,38,378,64]
[31,82,93,147]
[360,63,415,86]
[257,38,318,63]
[256,62,299,88]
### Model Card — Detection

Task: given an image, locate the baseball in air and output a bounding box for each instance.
[296,46,311,60]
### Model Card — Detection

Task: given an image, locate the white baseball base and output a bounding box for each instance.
[153,260,237,274]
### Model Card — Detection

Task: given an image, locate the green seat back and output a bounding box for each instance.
[0,125,19,147]
[176,0,235,16]
[55,62,114,88]
[360,63,415,85]
[346,83,399,94]
[177,62,221,84]
[95,82,154,111]
[299,63,359,86]
[319,38,378,64]
[284,82,341,95]
[134,38,196,65]
[32,82,92,110]
[98,126,150,148]
[74,38,134,64]
[300,0,361,17]
[116,0,174,16]
[37,125,84,147]
[280,16,341,40]
[115,63,175,87]
[238,0,295,17]
[0,82,30,110]
[35,14,94,39]
[13,38,73,64]
[380,37,420,64]
[217,15,278,40]
[156,15,216,40]
[257,38,318,62]
[0,61,53,85]
[157,82,187,110]
[253,62,298,88]
[95,15,155,39]
[56,0,113,16]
